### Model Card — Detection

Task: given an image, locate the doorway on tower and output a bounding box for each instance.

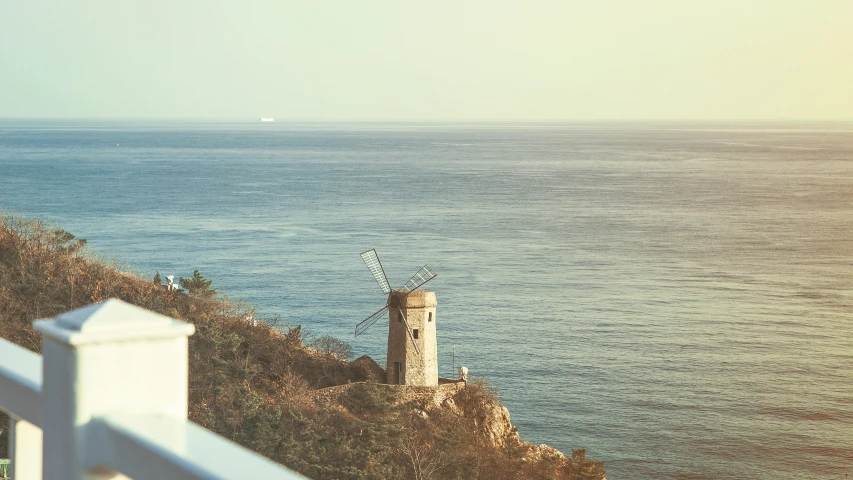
[393,362,405,385]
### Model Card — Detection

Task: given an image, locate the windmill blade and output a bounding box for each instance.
[397,307,421,355]
[400,265,437,293]
[355,305,389,337]
[361,249,392,295]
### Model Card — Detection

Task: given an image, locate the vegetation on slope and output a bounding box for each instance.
[0,214,605,480]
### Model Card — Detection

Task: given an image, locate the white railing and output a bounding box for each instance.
[0,299,307,480]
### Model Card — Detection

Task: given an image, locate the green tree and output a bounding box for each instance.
[53,229,87,254]
[180,270,216,298]
[153,271,162,285]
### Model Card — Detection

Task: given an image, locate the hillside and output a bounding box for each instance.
[0,214,605,480]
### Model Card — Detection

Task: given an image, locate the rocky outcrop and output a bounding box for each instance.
[349,355,386,383]
[433,390,518,447]
[475,401,517,447]
[525,443,566,462]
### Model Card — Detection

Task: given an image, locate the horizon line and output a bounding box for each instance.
[2,116,853,124]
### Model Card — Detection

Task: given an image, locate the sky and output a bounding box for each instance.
[1,0,851,120]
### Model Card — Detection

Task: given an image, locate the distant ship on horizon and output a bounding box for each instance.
[259,117,275,122]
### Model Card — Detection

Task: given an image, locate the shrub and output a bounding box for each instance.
[309,334,353,360]
[341,383,400,415]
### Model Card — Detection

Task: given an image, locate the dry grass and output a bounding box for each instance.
[0,213,605,479]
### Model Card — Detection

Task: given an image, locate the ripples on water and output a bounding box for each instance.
[1,120,852,479]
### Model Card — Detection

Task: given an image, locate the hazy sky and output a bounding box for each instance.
[1,0,851,120]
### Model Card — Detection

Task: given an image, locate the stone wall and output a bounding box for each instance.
[311,378,465,406]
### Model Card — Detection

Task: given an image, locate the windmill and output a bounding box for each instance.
[356,249,439,386]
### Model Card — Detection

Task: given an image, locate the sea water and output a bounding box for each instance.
[1,119,851,479]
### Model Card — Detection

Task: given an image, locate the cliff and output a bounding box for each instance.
[0,214,605,479]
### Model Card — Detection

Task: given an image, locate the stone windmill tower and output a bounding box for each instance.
[355,249,438,387]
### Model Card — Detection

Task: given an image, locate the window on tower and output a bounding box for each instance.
[413,329,419,339]
[428,312,433,322]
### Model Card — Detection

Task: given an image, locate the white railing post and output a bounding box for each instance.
[0,335,43,480]
[9,418,43,480]
[33,299,196,480]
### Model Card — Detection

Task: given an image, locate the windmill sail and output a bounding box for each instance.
[401,265,437,293]
[355,305,389,337]
[397,307,421,355]
[361,249,392,295]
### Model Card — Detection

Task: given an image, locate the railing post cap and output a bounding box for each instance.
[56,299,172,332]
[35,299,195,345]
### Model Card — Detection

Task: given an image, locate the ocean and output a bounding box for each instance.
[1,119,851,479]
